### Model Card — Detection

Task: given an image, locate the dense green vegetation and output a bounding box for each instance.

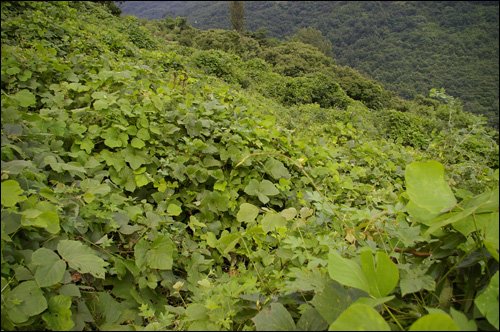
[119,1,500,129]
[1,1,499,331]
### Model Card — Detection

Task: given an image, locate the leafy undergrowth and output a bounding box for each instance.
[1,1,498,331]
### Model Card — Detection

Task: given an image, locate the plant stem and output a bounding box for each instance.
[384,303,404,331]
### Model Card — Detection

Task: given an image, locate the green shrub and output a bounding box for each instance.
[191,49,240,79]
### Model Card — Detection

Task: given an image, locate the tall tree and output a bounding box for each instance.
[229,1,245,34]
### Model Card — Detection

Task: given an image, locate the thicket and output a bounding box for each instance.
[1,1,498,331]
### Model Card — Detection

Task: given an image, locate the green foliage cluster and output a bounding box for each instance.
[1,1,499,331]
[119,1,499,129]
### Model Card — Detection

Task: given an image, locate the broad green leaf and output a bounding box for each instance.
[21,209,60,234]
[204,155,222,168]
[102,127,123,148]
[261,213,287,233]
[328,250,370,294]
[296,307,329,331]
[185,303,208,321]
[31,248,66,287]
[449,307,477,331]
[1,180,27,207]
[135,174,150,187]
[264,158,291,180]
[218,231,240,254]
[399,264,436,296]
[93,99,109,110]
[311,281,367,324]
[188,215,207,232]
[99,149,126,172]
[405,161,456,214]
[69,123,87,135]
[5,281,47,323]
[329,303,390,331]
[131,137,145,149]
[42,295,75,331]
[409,313,459,331]
[244,179,280,204]
[237,203,260,223]
[483,212,499,261]
[252,303,296,331]
[1,210,21,235]
[147,236,174,270]
[201,190,229,213]
[1,160,32,175]
[83,192,94,203]
[167,204,182,216]
[426,189,499,236]
[152,96,163,111]
[96,292,121,324]
[134,238,149,270]
[57,240,107,279]
[475,271,499,330]
[137,128,150,140]
[58,284,81,297]
[121,145,148,170]
[360,251,399,298]
[452,213,491,238]
[213,180,227,191]
[244,179,261,196]
[281,207,297,221]
[260,179,280,196]
[37,211,60,234]
[39,187,60,203]
[14,89,36,107]
[425,206,482,236]
[6,66,21,75]
[405,200,440,226]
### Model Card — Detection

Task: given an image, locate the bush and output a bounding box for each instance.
[268,73,352,109]
[191,49,240,79]
[123,16,158,50]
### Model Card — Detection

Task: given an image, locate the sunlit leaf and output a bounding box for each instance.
[360,251,399,298]
[405,161,456,214]
[237,203,260,223]
[261,213,287,233]
[409,313,459,331]
[328,250,370,294]
[167,203,182,216]
[1,180,27,207]
[14,89,36,107]
[329,303,390,331]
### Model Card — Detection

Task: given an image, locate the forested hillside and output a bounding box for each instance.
[119,1,500,129]
[1,1,499,331]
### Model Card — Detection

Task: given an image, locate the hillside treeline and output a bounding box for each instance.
[119,1,500,129]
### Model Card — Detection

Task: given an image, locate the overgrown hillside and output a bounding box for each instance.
[1,1,499,331]
[119,0,500,129]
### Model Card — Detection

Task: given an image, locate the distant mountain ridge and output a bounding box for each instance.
[118,1,499,128]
